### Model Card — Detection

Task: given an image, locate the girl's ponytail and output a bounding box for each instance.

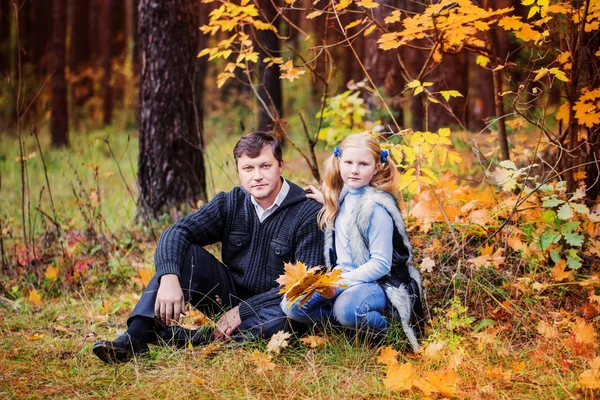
[318,154,344,230]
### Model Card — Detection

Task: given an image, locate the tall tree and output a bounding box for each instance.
[256,0,282,134]
[31,0,53,77]
[137,0,207,217]
[0,0,10,75]
[51,0,68,147]
[70,0,92,111]
[101,0,112,126]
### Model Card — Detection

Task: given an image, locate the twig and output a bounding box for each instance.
[33,124,64,255]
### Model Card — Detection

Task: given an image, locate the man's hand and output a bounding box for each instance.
[214,306,241,340]
[304,185,324,204]
[155,274,185,325]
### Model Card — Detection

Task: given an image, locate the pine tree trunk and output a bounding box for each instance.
[70,0,92,111]
[101,0,112,126]
[0,0,10,75]
[137,0,207,218]
[51,0,69,147]
[256,0,282,134]
[31,0,53,77]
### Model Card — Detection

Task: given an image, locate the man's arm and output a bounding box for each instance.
[153,191,228,324]
[154,191,227,280]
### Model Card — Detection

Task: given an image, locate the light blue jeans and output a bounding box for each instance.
[281,282,388,333]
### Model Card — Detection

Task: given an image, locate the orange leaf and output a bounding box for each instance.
[44,266,58,281]
[300,335,327,348]
[383,361,415,392]
[376,346,399,367]
[551,260,572,282]
[571,317,596,346]
[250,350,276,373]
[29,289,42,306]
[138,268,154,287]
[579,357,600,389]
[414,370,458,396]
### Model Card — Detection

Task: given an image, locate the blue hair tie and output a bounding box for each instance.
[333,146,341,158]
[380,149,389,163]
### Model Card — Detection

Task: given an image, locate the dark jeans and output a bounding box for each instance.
[128,244,291,344]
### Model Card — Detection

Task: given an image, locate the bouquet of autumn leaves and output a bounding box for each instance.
[277,261,347,307]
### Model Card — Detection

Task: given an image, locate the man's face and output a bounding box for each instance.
[339,146,378,189]
[237,146,284,208]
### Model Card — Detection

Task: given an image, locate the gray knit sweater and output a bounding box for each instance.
[154,180,324,321]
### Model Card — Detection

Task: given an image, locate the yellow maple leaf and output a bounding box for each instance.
[551,260,572,282]
[306,10,323,19]
[384,10,401,24]
[414,370,458,396]
[556,101,570,123]
[571,317,596,346]
[579,357,600,389]
[485,366,512,381]
[279,60,306,82]
[276,261,311,294]
[267,330,291,354]
[300,335,327,348]
[250,350,276,373]
[383,361,415,392]
[44,266,58,281]
[476,55,490,67]
[281,265,346,307]
[29,289,42,306]
[376,346,399,367]
[356,0,379,8]
[335,0,353,11]
[179,305,215,329]
[537,320,558,340]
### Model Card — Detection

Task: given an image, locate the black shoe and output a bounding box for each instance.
[92,333,149,363]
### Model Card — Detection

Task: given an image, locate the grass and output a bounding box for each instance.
[1,97,599,398]
[0,290,594,399]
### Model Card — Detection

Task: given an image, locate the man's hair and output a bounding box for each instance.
[233,132,283,164]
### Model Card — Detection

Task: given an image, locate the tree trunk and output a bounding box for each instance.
[428,52,469,132]
[15,0,32,69]
[51,0,69,147]
[70,0,92,111]
[0,0,9,75]
[138,0,207,217]
[101,0,112,126]
[256,0,282,135]
[31,0,53,77]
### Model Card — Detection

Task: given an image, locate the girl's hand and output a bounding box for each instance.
[304,185,324,204]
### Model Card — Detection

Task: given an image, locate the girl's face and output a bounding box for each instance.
[339,146,379,189]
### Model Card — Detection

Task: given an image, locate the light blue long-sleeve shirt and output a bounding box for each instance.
[334,185,394,287]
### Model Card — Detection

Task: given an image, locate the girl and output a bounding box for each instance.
[281,133,424,352]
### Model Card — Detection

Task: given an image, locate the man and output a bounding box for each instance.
[93,132,324,363]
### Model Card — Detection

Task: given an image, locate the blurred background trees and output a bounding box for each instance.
[1,0,599,219]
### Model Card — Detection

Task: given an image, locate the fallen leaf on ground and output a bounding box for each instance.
[579,356,600,389]
[383,361,415,392]
[29,289,42,306]
[376,346,399,367]
[300,335,327,348]
[537,320,558,340]
[250,350,276,373]
[267,330,291,354]
[414,370,458,396]
[551,260,572,282]
[420,257,435,273]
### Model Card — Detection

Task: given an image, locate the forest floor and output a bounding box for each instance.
[1,127,600,399]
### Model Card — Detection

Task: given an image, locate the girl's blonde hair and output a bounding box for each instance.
[318,133,399,230]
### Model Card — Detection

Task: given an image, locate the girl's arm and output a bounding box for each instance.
[340,205,394,287]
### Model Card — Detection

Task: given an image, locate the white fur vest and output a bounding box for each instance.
[324,186,425,352]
